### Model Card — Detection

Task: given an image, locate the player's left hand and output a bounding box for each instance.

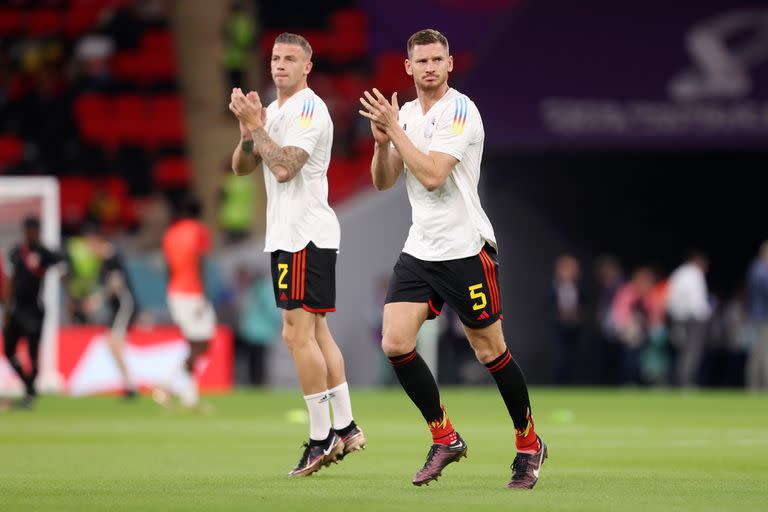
[359,88,398,134]
[230,88,265,131]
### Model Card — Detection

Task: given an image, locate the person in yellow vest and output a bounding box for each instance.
[219,162,258,243]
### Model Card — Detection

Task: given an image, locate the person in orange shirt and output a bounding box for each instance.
[155,198,216,409]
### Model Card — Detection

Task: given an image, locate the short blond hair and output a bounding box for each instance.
[274,32,313,58]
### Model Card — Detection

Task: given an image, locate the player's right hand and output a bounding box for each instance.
[370,121,390,145]
[238,93,266,139]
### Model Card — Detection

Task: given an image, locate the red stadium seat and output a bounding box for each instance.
[73,94,113,146]
[327,9,368,62]
[330,9,367,31]
[372,53,412,97]
[114,95,149,145]
[0,8,24,36]
[112,52,143,82]
[143,52,177,82]
[65,1,108,39]
[59,176,97,225]
[0,136,24,170]
[153,157,190,188]
[26,9,63,37]
[141,30,174,52]
[147,95,185,146]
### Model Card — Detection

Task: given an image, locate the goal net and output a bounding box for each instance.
[0,177,62,394]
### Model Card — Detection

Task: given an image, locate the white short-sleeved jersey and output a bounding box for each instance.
[397,87,496,261]
[262,87,340,253]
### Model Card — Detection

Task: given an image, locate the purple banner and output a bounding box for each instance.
[362,0,768,149]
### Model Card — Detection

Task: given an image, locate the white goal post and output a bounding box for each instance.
[0,176,62,393]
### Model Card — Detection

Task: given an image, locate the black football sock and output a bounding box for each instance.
[484,348,533,431]
[334,420,357,438]
[388,349,443,423]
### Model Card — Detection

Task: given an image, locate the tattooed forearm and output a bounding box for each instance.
[251,127,309,183]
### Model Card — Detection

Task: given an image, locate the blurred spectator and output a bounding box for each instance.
[594,255,624,384]
[86,187,122,229]
[236,267,281,386]
[551,254,583,384]
[704,291,749,387]
[221,1,256,93]
[666,252,711,387]
[101,3,143,50]
[611,267,657,385]
[131,191,172,251]
[644,277,671,384]
[72,29,115,92]
[746,241,768,390]
[219,161,257,244]
[65,233,102,323]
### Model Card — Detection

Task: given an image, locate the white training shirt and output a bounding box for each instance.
[667,262,711,321]
[397,87,496,261]
[262,87,340,253]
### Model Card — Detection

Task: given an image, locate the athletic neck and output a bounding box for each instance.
[277,83,309,108]
[417,83,451,115]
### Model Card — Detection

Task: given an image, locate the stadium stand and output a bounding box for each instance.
[0,0,186,231]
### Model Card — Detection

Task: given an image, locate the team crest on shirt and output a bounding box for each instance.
[424,117,437,138]
[451,96,468,135]
[297,97,315,128]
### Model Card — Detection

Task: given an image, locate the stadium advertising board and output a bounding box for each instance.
[0,325,233,395]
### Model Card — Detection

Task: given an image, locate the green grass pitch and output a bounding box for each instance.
[1,388,766,511]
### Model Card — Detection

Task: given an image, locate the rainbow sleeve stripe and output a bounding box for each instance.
[450,96,468,135]
[298,97,316,128]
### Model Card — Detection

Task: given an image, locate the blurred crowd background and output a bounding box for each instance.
[1,0,767,390]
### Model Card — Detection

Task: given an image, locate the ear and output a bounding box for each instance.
[305,59,313,76]
[404,58,413,76]
[447,55,454,73]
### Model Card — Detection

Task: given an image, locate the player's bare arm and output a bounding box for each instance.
[361,88,457,192]
[230,89,264,176]
[231,89,309,183]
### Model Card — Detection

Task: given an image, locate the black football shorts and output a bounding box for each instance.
[385,243,502,329]
[271,242,336,313]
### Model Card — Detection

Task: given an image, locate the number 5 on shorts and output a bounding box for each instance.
[278,263,289,289]
[468,283,487,311]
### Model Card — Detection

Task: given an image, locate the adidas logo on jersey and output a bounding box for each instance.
[280,292,288,301]
[476,310,490,321]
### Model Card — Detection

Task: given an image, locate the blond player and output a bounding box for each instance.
[229,32,365,477]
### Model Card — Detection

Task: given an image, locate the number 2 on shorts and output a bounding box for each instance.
[278,263,289,289]
[468,283,487,311]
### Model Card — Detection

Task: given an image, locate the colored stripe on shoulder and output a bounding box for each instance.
[298,96,316,128]
[451,96,468,135]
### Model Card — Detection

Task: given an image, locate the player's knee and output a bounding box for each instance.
[472,345,498,364]
[282,324,309,351]
[468,337,505,364]
[381,333,414,358]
